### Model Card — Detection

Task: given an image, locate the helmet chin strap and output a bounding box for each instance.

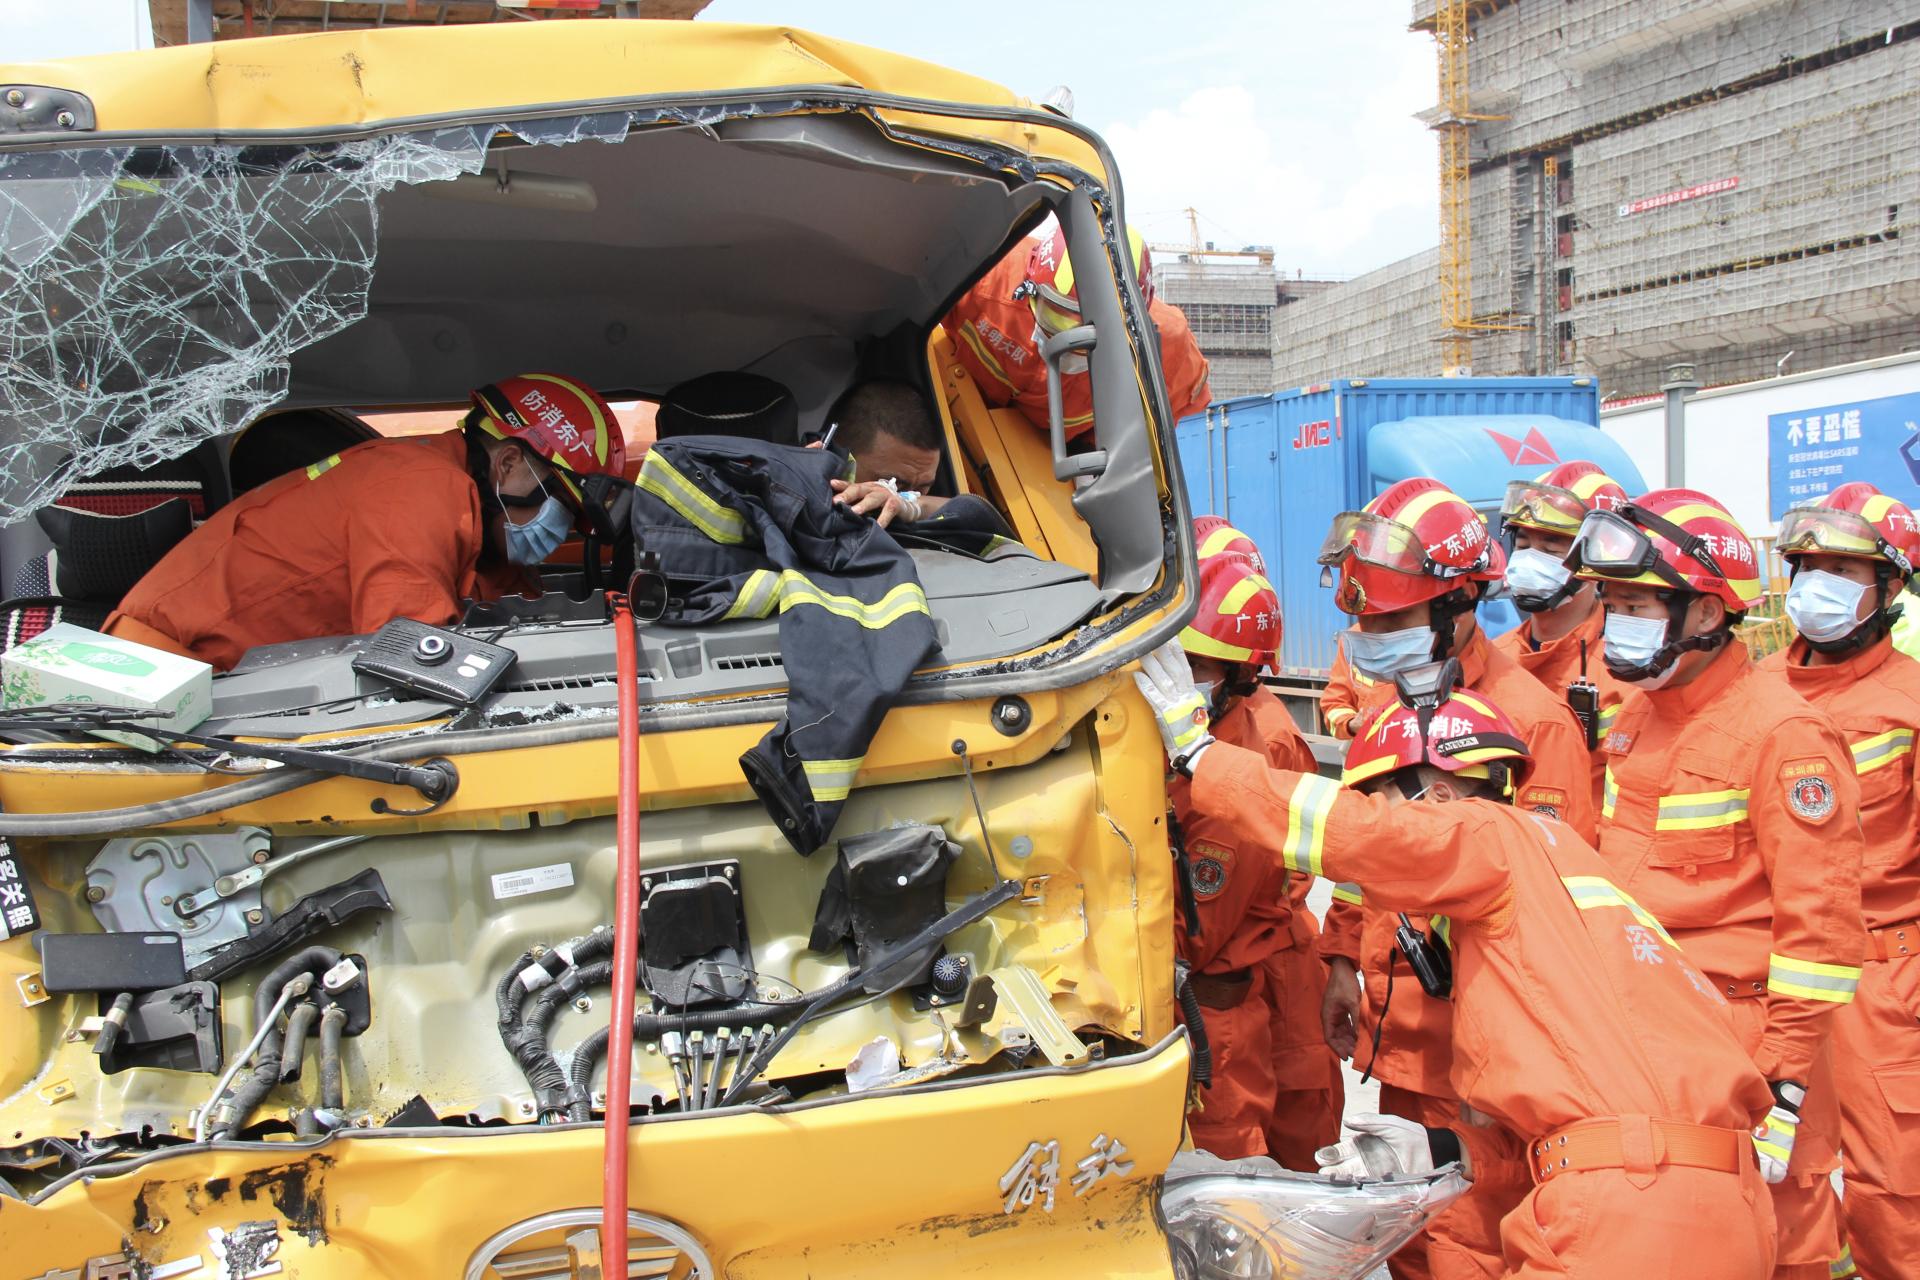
[1512,576,1584,615]
[1426,586,1479,661]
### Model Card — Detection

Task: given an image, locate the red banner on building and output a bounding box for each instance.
[1617,176,1740,217]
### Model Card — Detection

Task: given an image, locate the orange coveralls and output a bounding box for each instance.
[1490,604,1629,810]
[1170,687,1342,1166]
[1318,627,1595,1280]
[1191,742,1780,1278]
[1762,635,1920,1278]
[942,247,1213,440]
[108,432,506,671]
[1598,642,1865,1280]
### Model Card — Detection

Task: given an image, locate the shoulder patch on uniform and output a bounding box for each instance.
[1779,757,1830,780]
[1603,731,1634,755]
[1189,839,1233,899]
[1785,773,1836,823]
[1520,786,1566,820]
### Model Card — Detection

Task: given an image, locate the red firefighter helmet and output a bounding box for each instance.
[1502,460,1629,536]
[1025,225,1155,336]
[469,372,627,501]
[1571,487,1761,612]
[1192,514,1267,574]
[1341,683,1533,798]
[1318,478,1505,615]
[1180,519,1281,668]
[1776,482,1920,582]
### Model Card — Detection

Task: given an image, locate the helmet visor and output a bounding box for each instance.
[1317,510,1427,575]
[1777,505,1890,563]
[1029,282,1081,337]
[1501,480,1588,533]
[1572,508,1658,576]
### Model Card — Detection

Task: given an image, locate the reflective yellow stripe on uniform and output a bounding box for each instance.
[304,453,342,481]
[1330,882,1364,906]
[1654,788,1750,831]
[1432,915,1453,947]
[801,756,864,803]
[1280,773,1340,878]
[1851,728,1915,775]
[956,322,1021,394]
[1602,766,1617,820]
[1561,876,1677,946]
[1767,953,1861,1004]
[1830,1244,1858,1279]
[1597,702,1620,735]
[638,452,749,545]
[776,572,929,630]
[722,569,781,621]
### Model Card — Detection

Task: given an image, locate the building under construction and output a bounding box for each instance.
[1273,0,1920,400]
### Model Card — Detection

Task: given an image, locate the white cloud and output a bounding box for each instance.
[1103,21,1439,279]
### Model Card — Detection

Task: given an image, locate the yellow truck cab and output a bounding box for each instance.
[0,22,1453,1278]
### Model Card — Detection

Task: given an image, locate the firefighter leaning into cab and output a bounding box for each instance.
[942,225,1212,441]
[1492,461,1635,808]
[1570,488,1865,1280]
[1758,482,1920,1278]
[1168,517,1343,1169]
[1312,478,1595,1280]
[108,373,626,672]
[1135,641,1781,1279]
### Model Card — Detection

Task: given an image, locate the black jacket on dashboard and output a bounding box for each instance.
[630,435,938,853]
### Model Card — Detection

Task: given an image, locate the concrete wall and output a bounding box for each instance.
[1599,350,1920,534]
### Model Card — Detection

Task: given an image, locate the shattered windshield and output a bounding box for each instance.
[0,107,844,525]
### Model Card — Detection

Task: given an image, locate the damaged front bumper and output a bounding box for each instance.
[6,1032,1191,1280]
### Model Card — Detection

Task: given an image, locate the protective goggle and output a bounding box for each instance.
[1317,510,1493,578]
[1777,504,1914,578]
[1500,479,1588,534]
[1572,505,1726,594]
[1017,278,1082,336]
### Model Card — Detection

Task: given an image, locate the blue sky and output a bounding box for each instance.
[4,0,1439,277]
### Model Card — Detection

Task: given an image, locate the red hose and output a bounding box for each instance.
[603,592,642,1263]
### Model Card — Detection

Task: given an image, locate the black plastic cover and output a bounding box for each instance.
[190,868,392,984]
[95,981,222,1075]
[640,862,751,1008]
[808,824,961,994]
[37,931,186,993]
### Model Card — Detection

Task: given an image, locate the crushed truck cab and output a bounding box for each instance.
[0,21,1455,1278]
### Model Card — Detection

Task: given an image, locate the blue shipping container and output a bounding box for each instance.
[1177,377,1646,677]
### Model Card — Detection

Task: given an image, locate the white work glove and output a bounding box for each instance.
[1132,640,1214,767]
[1752,1102,1799,1184]
[1315,1113,1436,1181]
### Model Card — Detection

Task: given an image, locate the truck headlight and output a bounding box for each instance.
[1160,1153,1469,1280]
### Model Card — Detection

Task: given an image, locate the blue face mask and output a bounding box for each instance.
[502,491,573,565]
[1344,624,1434,678]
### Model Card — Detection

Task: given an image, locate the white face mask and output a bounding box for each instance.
[1345,625,1434,678]
[1503,547,1574,612]
[1602,611,1680,687]
[1785,569,1870,644]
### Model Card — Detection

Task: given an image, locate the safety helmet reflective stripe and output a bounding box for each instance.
[1181,517,1282,667]
[1573,488,1761,611]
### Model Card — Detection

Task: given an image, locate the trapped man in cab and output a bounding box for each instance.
[107,373,627,670]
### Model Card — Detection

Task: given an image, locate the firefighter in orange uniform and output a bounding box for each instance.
[942,226,1211,440]
[1171,517,1343,1166]
[1492,462,1635,805]
[1758,482,1920,1279]
[1571,488,1865,1280]
[109,373,625,671]
[1135,642,1780,1279]
[1313,478,1595,1280]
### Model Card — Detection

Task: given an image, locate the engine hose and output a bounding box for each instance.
[518,961,617,1116]
[0,717,618,838]
[1175,968,1213,1088]
[211,947,343,1139]
[563,1001,802,1122]
[318,1005,348,1112]
[278,1001,319,1084]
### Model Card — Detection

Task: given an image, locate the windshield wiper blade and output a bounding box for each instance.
[0,704,458,806]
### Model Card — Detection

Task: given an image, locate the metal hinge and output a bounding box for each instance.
[2,85,97,135]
